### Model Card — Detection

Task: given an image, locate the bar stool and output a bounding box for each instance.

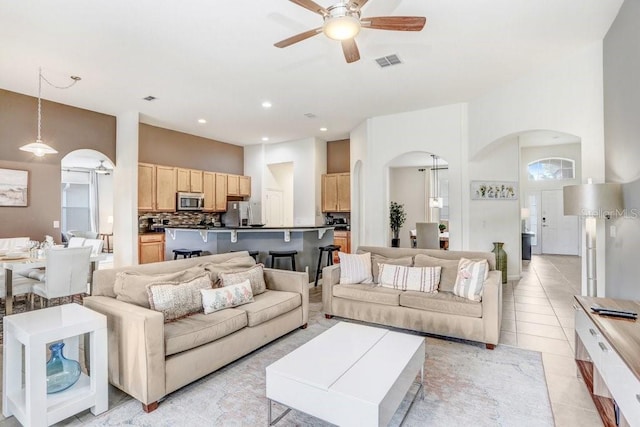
[314,245,341,287]
[268,250,298,271]
[231,250,259,262]
[173,249,203,259]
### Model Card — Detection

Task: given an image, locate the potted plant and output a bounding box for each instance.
[439,223,447,233]
[389,201,406,248]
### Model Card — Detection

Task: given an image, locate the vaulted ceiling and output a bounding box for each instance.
[0,0,623,146]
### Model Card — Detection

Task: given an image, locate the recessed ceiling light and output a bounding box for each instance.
[198,119,207,124]
[262,137,269,142]
[262,101,272,109]
[320,127,328,132]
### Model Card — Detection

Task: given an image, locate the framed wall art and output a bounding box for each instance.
[0,168,29,207]
[471,181,517,200]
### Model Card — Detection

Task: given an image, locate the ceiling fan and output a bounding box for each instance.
[274,0,426,63]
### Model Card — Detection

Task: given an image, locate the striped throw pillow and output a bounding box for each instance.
[378,264,440,293]
[453,258,489,301]
[339,252,373,284]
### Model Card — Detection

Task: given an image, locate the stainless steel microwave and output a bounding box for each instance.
[176,192,204,211]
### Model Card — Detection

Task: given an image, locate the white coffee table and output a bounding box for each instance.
[266,322,425,426]
[2,304,108,427]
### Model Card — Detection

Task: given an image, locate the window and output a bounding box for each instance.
[528,158,575,181]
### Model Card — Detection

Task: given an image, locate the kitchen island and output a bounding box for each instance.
[160,226,335,281]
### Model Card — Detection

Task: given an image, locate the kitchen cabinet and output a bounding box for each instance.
[177,168,203,193]
[322,173,350,212]
[138,163,155,211]
[155,165,178,211]
[215,173,228,211]
[333,230,350,263]
[239,175,251,196]
[227,174,239,196]
[139,233,165,264]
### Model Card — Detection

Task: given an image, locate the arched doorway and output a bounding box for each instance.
[387,151,449,249]
[60,149,114,258]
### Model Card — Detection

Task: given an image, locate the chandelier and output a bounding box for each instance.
[19,67,81,157]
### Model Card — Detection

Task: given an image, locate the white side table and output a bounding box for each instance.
[2,304,108,427]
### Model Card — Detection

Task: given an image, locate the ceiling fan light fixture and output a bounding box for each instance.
[323,4,361,41]
[95,160,111,175]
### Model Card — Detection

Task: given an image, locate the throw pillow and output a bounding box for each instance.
[453,258,489,301]
[378,263,440,293]
[147,274,213,321]
[198,256,257,286]
[114,266,206,308]
[413,254,459,292]
[371,254,413,283]
[338,252,373,284]
[201,279,254,314]
[218,264,267,296]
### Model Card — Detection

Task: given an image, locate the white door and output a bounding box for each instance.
[265,190,284,227]
[541,189,579,255]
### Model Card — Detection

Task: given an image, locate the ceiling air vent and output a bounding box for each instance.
[143,95,157,101]
[304,112,317,119]
[375,54,402,68]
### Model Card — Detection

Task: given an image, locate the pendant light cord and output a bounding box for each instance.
[36,66,81,141]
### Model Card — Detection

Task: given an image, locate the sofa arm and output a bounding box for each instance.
[321,264,341,316]
[263,268,309,325]
[481,270,503,345]
[83,296,166,405]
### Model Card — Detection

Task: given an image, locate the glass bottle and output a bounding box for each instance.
[46,342,81,394]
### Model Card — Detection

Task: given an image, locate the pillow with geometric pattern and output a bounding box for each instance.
[453,258,488,301]
[201,279,254,314]
[147,273,212,322]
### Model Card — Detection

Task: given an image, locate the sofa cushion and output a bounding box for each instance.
[453,258,489,302]
[339,252,373,284]
[164,308,248,356]
[413,254,459,292]
[114,266,206,308]
[237,290,301,327]
[333,284,401,306]
[201,279,254,314]
[147,274,213,322]
[199,256,257,286]
[378,264,440,293]
[218,264,267,295]
[371,254,413,283]
[399,290,482,318]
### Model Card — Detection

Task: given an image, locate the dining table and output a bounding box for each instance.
[1,253,105,316]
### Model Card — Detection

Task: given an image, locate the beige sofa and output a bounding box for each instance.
[322,246,502,349]
[84,251,308,412]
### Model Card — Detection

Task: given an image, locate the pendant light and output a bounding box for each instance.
[429,154,443,208]
[94,160,111,175]
[19,67,81,157]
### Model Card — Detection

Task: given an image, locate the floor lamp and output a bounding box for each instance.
[563,180,622,296]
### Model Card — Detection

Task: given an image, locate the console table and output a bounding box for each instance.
[574,296,640,427]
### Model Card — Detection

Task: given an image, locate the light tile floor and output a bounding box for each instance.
[503,255,603,426]
[0,254,603,426]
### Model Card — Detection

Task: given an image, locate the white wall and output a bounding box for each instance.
[350,121,368,251]
[351,103,467,250]
[468,139,521,279]
[244,144,265,224]
[246,137,327,227]
[98,173,114,234]
[266,162,294,226]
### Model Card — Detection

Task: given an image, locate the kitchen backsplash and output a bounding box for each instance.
[139,212,221,226]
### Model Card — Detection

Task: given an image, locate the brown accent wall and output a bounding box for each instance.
[327,139,350,173]
[139,124,244,174]
[0,89,116,239]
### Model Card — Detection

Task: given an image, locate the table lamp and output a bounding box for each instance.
[563,179,622,296]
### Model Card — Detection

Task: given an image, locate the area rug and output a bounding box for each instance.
[79,316,554,427]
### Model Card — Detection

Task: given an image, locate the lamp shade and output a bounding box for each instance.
[563,183,623,216]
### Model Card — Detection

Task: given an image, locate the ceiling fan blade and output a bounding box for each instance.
[361,16,427,31]
[341,38,360,63]
[289,0,328,15]
[349,0,370,9]
[274,27,323,48]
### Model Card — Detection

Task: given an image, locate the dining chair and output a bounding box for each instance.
[67,237,86,248]
[29,246,92,308]
[415,222,440,249]
[83,238,104,255]
[67,230,99,239]
[0,272,39,309]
